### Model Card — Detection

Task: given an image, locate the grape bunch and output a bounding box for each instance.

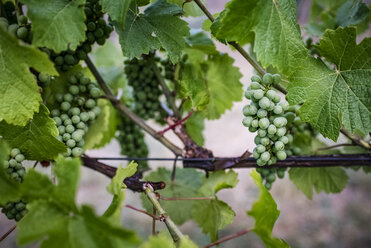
[116,116,149,170]
[161,55,188,80]
[124,56,163,120]
[1,200,28,221]
[50,71,101,157]
[3,148,25,183]
[243,73,289,165]
[0,12,32,43]
[1,148,28,221]
[49,0,113,71]
[256,167,286,190]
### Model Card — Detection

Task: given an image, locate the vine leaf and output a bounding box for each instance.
[140,232,198,248]
[287,27,371,140]
[192,170,238,241]
[288,167,349,199]
[335,0,370,28]
[17,157,141,247]
[104,162,138,225]
[84,99,119,150]
[0,28,57,126]
[185,111,205,146]
[141,168,203,225]
[21,0,86,52]
[248,170,289,248]
[0,141,21,205]
[181,53,243,120]
[211,0,307,74]
[100,0,131,29]
[115,0,190,63]
[0,105,67,161]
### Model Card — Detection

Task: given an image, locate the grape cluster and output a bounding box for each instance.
[3,148,25,183]
[256,167,286,190]
[49,0,113,71]
[1,148,28,221]
[2,200,28,221]
[243,73,289,165]
[124,56,163,120]
[161,55,188,81]
[50,71,101,157]
[0,12,32,43]
[116,116,149,170]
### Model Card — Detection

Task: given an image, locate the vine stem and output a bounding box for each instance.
[316,143,355,152]
[0,225,16,242]
[150,59,181,119]
[85,56,183,156]
[340,127,371,151]
[124,204,160,220]
[144,185,184,243]
[192,0,287,94]
[203,228,250,248]
[158,111,193,136]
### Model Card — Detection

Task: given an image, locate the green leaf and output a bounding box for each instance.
[287,27,371,140]
[52,156,81,208]
[186,31,217,54]
[0,105,67,161]
[335,0,370,27]
[107,162,138,194]
[100,0,131,29]
[116,0,190,63]
[166,0,203,17]
[289,167,349,199]
[185,111,205,146]
[84,99,119,150]
[211,0,306,74]
[0,140,21,205]
[247,170,289,248]
[0,28,57,126]
[192,199,235,242]
[93,41,125,67]
[141,168,203,225]
[140,232,175,248]
[21,0,86,52]
[192,170,238,241]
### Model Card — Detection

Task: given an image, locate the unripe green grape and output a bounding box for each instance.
[275,141,284,151]
[18,15,28,25]
[58,125,66,135]
[66,124,75,134]
[279,136,289,144]
[51,109,60,117]
[286,149,293,156]
[87,22,96,31]
[250,81,261,90]
[94,28,104,38]
[273,117,287,127]
[243,105,250,116]
[38,73,50,84]
[287,134,293,143]
[251,75,262,83]
[77,140,84,147]
[273,74,281,85]
[273,105,283,114]
[247,105,258,116]
[80,76,90,85]
[8,24,19,36]
[9,159,17,167]
[85,99,96,109]
[267,124,277,135]
[55,94,64,103]
[251,119,259,128]
[276,127,286,137]
[72,147,83,157]
[64,93,73,102]
[68,74,77,84]
[64,118,72,126]
[76,122,86,130]
[261,152,270,162]
[88,83,97,90]
[66,139,76,148]
[258,97,271,110]
[16,26,28,39]
[55,56,64,65]
[249,126,257,132]
[63,133,71,141]
[53,117,62,126]
[256,144,266,153]
[71,131,83,142]
[70,107,80,116]
[257,109,267,118]
[76,96,85,106]
[90,87,100,98]
[63,148,72,157]
[284,112,295,123]
[277,170,285,178]
[258,118,270,129]
[60,102,71,112]
[87,32,95,43]
[260,137,270,146]
[280,102,289,111]
[242,116,253,127]
[88,111,96,120]
[262,73,273,85]
[272,94,281,103]
[64,54,76,65]
[265,90,277,101]
[92,106,101,116]
[253,89,264,100]
[293,116,302,126]
[244,90,253,99]
[293,147,301,155]
[258,129,267,137]
[254,136,261,145]
[267,174,276,183]
[277,150,287,160]
[78,85,87,93]
[71,115,80,124]
[80,112,89,122]
[10,148,20,157]
[256,158,265,166]
[253,149,260,159]
[69,85,79,95]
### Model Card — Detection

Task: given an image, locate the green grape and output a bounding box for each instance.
[71,115,80,124]
[15,154,25,163]
[63,133,71,141]
[273,74,281,85]
[260,137,270,146]
[256,145,266,153]
[38,73,51,84]
[80,112,89,122]
[253,89,264,100]
[58,126,66,135]
[267,124,277,135]
[275,141,284,151]
[250,81,261,89]
[242,116,253,127]
[276,127,286,137]
[53,117,62,126]
[66,124,75,134]
[258,129,267,138]
[72,131,83,142]
[262,73,273,85]
[85,99,96,108]
[258,118,270,129]
[88,111,96,120]
[251,119,259,128]
[64,93,74,102]
[66,139,76,148]
[273,105,283,114]
[261,152,270,162]
[277,150,287,160]
[55,94,64,103]
[64,118,72,126]
[70,107,81,116]
[257,109,267,118]
[258,97,271,109]
[16,26,28,39]
[69,85,80,95]
[10,148,20,157]
[90,87,100,98]
[279,136,289,144]
[251,75,261,83]
[76,122,86,130]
